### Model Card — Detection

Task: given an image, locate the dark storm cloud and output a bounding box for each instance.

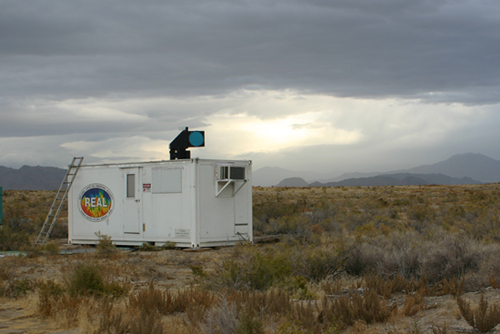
[1,0,499,104]
[0,94,213,137]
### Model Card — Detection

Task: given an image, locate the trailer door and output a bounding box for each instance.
[123,167,142,234]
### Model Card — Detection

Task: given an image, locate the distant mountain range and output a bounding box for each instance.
[0,165,66,190]
[279,173,479,187]
[251,167,329,187]
[256,153,500,187]
[1,153,499,190]
[390,153,500,183]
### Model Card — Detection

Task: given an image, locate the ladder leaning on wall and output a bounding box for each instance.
[35,157,84,245]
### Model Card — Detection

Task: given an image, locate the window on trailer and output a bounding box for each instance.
[127,174,135,197]
[218,166,245,180]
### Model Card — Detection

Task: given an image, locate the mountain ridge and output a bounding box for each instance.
[253,166,330,187]
[310,173,480,187]
[277,173,480,187]
[389,153,500,183]
[255,153,500,186]
[0,165,67,190]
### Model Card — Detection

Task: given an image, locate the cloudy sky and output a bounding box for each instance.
[1,0,500,175]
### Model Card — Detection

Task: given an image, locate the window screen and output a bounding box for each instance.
[126,174,135,198]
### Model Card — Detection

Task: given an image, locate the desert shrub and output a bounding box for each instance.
[477,246,500,286]
[66,263,127,298]
[161,241,176,250]
[457,294,500,332]
[129,282,215,320]
[430,277,464,297]
[181,288,217,325]
[365,274,410,298]
[280,275,313,299]
[200,295,239,334]
[341,211,374,232]
[40,241,60,255]
[199,295,264,334]
[3,216,37,235]
[39,277,128,327]
[50,221,68,239]
[45,294,81,327]
[275,320,304,334]
[38,280,66,317]
[290,300,321,332]
[406,203,435,222]
[215,245,292,290]
[308,201,339,223]
[227,289,292,316]
[460,206,500,242]
[93,294,165,334]
[320,288,393,329]
[252,218,266,237]
[378,247,422,279]
[402,288,426,316]
[0,225,30,251]
[343,242,380,276]
[290,245,346,282]
[92,297,129,334]
[236,309,264,334]
[185,286,217,306]
[39,279,65,296]
[268,216,312,238]
[95,232,116,256]
[139,242,158,251]
[129,308,164,334]
[129,282,173,314]
[422,235,484,283]
[321,280,345,297]
[103,280,129,298]
[346,232,491,283]
[253,193,299,224]
[0,274,11,297]
[393,198,411,206]
[67,263,105,296]
[3,277,36,298]
[376,232,423,279]
[191,264,209,278]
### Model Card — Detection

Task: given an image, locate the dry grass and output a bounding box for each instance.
[457,294,500,332]
[3,185,500,333]
[402,289,425,317]
[317,288,395,331]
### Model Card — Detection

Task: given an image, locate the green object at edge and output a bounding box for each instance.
[0,186,3,225]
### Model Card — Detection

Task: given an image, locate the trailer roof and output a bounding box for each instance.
[78,158,252,168]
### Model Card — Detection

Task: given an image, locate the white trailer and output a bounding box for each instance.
[68,158,252,248]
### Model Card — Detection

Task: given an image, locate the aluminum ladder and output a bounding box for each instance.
[35,157,84,245]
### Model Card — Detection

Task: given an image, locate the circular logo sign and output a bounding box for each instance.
[78,184,114,222]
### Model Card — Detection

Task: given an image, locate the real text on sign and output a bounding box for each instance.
[84,197,109,208]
